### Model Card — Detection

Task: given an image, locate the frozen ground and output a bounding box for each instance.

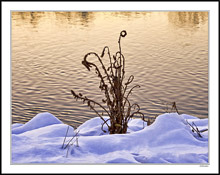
[12,112,208,164]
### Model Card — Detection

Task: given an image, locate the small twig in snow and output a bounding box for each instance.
[62,126,69,149]
[64,130,80,149]
[186,120,202,138]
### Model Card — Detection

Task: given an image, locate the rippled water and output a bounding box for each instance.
[12,11,208,128]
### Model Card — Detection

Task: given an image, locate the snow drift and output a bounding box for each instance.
[12,112,208,163]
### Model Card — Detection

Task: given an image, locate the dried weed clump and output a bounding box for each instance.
[71,30,147,134]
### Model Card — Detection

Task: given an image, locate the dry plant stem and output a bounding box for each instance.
[71,90,110,127]
[171,102,179,114]
[66,142,74,158]
[199,128,208,133]
[71,30,145,134]
[160,101,180,114]
[62,126,69,149]
[82,54,113,112]
[186,120,202,138]
[64,130,80,149]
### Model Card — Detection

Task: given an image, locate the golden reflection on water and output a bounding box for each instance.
[12,11,44,28]
[12,11,208,126]
[168,12,208,30]
[54,12,95,27]
[12,11,208,29]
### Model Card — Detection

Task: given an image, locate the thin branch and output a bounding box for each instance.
[71,90,111,118]
[62,125,69,149]
[186,120,202,138]
[64,130,80,149]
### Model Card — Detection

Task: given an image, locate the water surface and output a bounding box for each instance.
[12,11,208,127]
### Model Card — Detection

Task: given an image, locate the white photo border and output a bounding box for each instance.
[2,1,219,174]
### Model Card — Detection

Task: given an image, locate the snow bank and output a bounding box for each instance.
[12,112,208,164]
[77,116,148,136]
[77,116,110,136]
[12,112,63,134]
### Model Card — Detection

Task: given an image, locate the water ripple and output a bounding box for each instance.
[12,12,208,127]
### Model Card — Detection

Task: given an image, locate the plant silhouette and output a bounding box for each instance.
[71,30,147,134]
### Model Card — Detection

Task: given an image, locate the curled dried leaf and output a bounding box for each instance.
[120,30,127,37]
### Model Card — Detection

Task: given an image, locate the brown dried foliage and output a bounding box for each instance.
[71,30,146,134]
